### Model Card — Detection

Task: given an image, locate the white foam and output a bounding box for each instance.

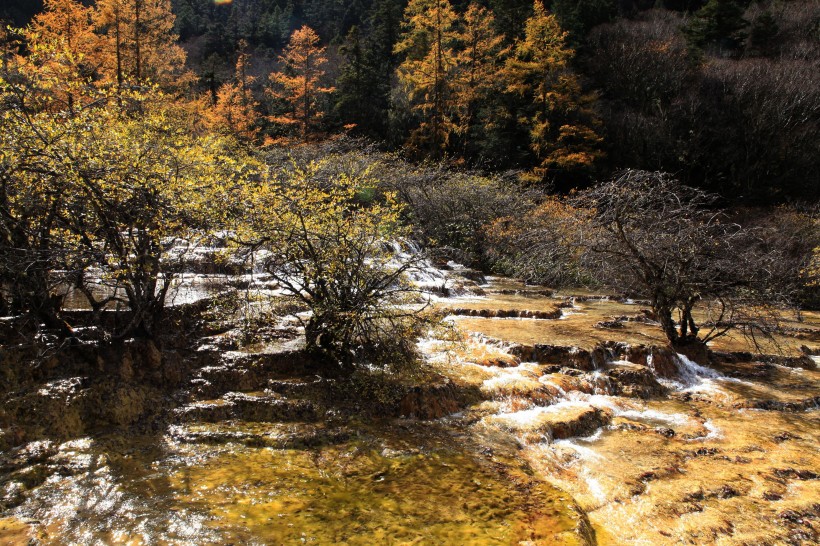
[616,409,691,428]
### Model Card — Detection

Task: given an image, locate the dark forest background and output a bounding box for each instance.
[3,0,818,203]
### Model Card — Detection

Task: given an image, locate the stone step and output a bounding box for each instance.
[266,377,329,398]
[508,343,601,371]
[448,307,562,320]
[734,395,820,412]
[173,392,318,424]
[485,402,611,444]
[167,422,350,449]
[187,348,314,399]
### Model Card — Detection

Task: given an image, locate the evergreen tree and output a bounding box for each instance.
[453,3,510,157]
[487,0,533,42]
[749,9,778,56]
[551,0,616,43]
[683,0,749,56]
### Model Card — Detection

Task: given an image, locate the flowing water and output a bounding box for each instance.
[2,268,819,545]
[427,278,820,545]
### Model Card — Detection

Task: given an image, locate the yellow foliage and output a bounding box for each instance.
[394,0,459,154]
[502,1,603,181]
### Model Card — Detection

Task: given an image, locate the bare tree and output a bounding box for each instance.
[574,170,793,350]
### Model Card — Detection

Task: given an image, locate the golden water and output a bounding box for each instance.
[2,276,818,545]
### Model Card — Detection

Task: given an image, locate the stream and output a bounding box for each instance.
[1,267,818,545]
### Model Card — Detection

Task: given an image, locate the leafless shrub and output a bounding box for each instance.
[573,170,795,349]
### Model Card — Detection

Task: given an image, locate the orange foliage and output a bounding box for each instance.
[267,26,334,141]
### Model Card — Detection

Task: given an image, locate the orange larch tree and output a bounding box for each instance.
[93,0,188,90]
[267,25,334,141]
[394,0,459,156]
[204,42,260,142]
[30,0,102,69]
[26,0,103,110]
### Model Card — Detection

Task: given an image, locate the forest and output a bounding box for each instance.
[2,0,818,200]
[0,1,819,545]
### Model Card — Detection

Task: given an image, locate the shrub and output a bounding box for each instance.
[237,158,438,372]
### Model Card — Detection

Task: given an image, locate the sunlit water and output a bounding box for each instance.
[3,270,819,545]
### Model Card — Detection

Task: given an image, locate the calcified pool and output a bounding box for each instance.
[428,278,820,545]
[2,273,818,545]
[1,423,590,545]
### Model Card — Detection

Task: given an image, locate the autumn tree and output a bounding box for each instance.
[1,49,246,338]
[0,64,82,332]
[203,41,260,142]
[394,0,459,156]
[574,171,791,351]
[236,159,434,371]
[93,0,188,89]
[30,0,102,77]
[268,25,334,141]
[453,3,510,156]
[504,1,602,184]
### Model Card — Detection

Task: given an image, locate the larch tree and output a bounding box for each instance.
[453,3,510,154]
[92,0,188,90]
[26,0,102,110]
[268,25,334,142]
[504,1,602,184]
[204,41,260,143]
[30,0,102,71]
[394,0,459,156]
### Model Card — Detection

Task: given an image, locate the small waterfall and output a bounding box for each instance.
[589,371,613,395]
[673,353,722,388]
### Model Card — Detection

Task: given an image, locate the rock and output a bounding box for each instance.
[398,382,461,420]
[735,396,820,412]
[170,423,351,449]
[174,393,317,424]
[648,348,679,379]
[100,384,148,426]
[529,345,595,371]
[540,373,596,397]
[453,268,487,284]
[474,354,520,368]
[675,341,710,366]
[606,362,667,399]
[489,403,611,443]
[773,468,819,481]
[508,343,534,362]
[595,320,624,329]
[447,307,561,320]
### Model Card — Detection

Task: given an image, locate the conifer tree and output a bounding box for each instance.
[93,0,188,89]
[204,41,260,142]
[336,26,377,133]
[30,0,101,71]
[25,0,102,110]
[504,1,602,183]
[453,3,510,155]
[268,25,334,141]
[683,0,749,56]
[749,9,778,56]
[394,0,459,156]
